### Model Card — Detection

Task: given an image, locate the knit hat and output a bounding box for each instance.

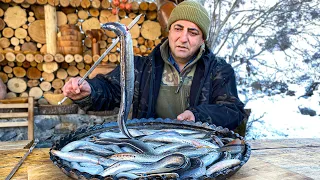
[167,0,210,40]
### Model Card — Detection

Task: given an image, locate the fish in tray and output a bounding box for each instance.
[50,119,251,180]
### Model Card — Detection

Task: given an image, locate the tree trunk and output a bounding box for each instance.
[34,54,44,63]
[141,20,161,40]
[27,67,41,79]
[4,6,27,29]
[7,77,27,93]
[67,65,79,76]
[42,72,55,82]
[28,20,46,44]
[56,68,68,79]
[29,86,43,99]
[42,61,58,73]
[54,53,64,63]
[27,79,40,87]
[13,67,26,77]
[16,53,26,62]
[40,81,52,91]
[51,78,64,89]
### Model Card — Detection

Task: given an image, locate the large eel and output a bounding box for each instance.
[102,23,134,138]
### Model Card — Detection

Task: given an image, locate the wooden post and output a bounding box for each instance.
[28,96,34,140]
[44,5,57,55]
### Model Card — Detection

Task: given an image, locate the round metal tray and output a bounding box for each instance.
[50,118,251,179]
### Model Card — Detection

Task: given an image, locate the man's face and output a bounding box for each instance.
[168,20,204,63]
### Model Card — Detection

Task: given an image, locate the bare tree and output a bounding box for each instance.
[202,0,320,84]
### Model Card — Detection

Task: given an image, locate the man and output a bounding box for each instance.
[62,0,246,130]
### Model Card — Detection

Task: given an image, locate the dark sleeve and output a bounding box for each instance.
[188,64,246,130]
[75,65,122,111]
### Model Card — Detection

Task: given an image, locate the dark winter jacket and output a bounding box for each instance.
[76,39,246,130]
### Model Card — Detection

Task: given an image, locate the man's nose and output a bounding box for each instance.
[179,30,188,42]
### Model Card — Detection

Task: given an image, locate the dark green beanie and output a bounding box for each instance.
[167,0,210,40]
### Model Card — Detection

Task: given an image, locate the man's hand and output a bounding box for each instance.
[62,77,91,100]
[177,110,195,122]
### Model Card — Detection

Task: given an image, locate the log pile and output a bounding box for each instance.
[0,0,164,105]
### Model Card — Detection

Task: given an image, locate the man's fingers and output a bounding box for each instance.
[177,115,183,120]
[177,114,189,121]
[177,110,195,121]
[71,77,81,94]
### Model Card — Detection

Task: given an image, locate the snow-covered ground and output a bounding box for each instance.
[240,84,320,140]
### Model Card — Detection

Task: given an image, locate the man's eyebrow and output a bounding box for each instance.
[187,27,200,33]
[173,24,184,28]
[173,24,200,33]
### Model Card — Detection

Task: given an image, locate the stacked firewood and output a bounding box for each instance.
[0,0,164,105]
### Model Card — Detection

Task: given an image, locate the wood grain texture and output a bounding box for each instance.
[244,139,320,180]
[1,139,319,180]
[44,5,57,55]
[229,158,313,180]
[0,140,32,150]
[0,148,72,180]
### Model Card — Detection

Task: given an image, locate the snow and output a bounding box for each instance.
[240,83,320,140]
[210,0,320,140]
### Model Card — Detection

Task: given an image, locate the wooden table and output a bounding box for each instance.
[0,138,319,180]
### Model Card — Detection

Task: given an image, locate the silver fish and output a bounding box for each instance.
[200,151,221,167]
[121,146,136,153]
[61,140,107,152]
[139,134,219,149]
[185,133,207,139]
[51,150,116,167]
[102,144,123,153]
[93,138,156,155]
[102,22,134,138]
[154,143,192,154]
[79,162,101,167]
[71,162,104,175]
[99,161,143,177]
[109,152,172,163]
[142,173,180,179]
[78,145,114,156]
[127,153,190,174]
[98,129,145,139]
[115,172,140,179]
[177,147,211,158]
[206,159,241,176]
[179,158,206,179]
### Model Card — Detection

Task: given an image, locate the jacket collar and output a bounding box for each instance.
[148,38,216,111]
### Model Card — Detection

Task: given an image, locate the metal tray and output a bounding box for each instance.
[50,118,251,179]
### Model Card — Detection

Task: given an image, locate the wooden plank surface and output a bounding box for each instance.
[245,138,320,180]
[229,158,313,180]
[0,103,29,108]
[0,112,29,118]
[28,164,73,180]
[0,140,33,150]
[249,138,320,150]
[0,139,319,180]
[0,121,28,127]
[0,97,28,104]
[0,148,72,180]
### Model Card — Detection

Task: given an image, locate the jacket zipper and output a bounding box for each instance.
[147,57,155,118]
[175,75,184,93]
